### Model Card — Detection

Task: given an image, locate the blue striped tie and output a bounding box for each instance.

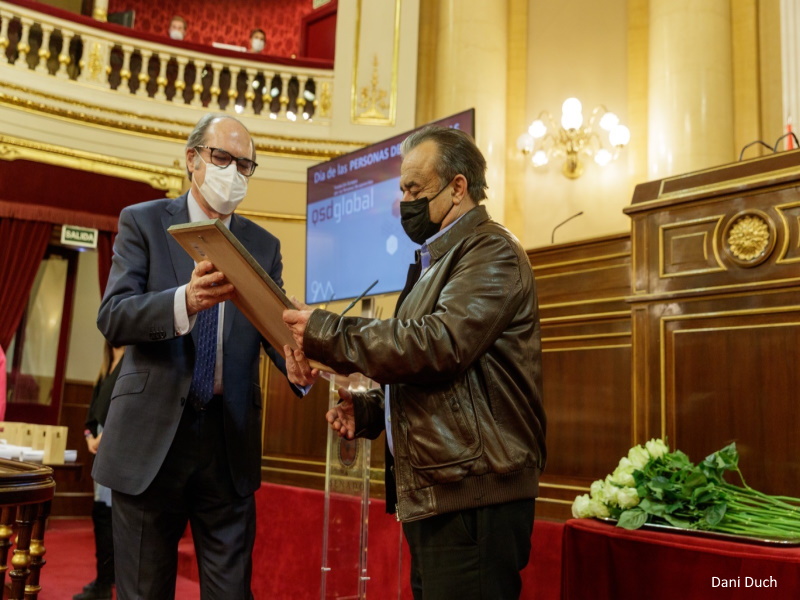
[188,306,218,407]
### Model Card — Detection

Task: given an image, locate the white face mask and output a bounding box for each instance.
[251,39,265,53]
[169,28,184,41]
[195,157,248,215]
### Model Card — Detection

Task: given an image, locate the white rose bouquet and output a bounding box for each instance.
[572,439,800,539]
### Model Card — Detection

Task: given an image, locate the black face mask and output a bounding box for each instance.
[399,181,453,245]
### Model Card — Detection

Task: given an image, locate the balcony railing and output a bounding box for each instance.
[0,0,333,123]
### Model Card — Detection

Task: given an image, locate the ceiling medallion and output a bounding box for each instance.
[723,210,776,267]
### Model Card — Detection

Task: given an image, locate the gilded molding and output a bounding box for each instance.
[536,263,631,280]
[236,209,305,223]
[774,201,800,264]
[543,344,631,353]
[540,311,631,324]
[658,215,726,278]
[539,482,589,492]
[542,332,631,343]
[628,165,800,211]
[0,133,184,195]
[532,252,631,272]
[0,81,366,159]
[539,296,629,310]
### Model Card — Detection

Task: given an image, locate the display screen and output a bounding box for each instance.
[305,109,475,305]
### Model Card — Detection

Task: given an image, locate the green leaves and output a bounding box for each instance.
[703,503,727,526]
[573,439,800,540]
[700,442,739,484]
[618,508,648,530]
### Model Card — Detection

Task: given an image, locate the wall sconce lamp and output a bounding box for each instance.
[517,97,630,179]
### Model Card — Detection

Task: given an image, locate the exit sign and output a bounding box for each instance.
[61,224,98,249]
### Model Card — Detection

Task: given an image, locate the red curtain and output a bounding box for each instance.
[97,231,117,298]
[0,218,52,349]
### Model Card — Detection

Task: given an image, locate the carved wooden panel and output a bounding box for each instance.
[627,150,800,501]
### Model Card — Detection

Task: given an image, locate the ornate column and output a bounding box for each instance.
[420,0,509,224]
[648,0,734,178]
[780,0,800,147]
[92,0,108,22]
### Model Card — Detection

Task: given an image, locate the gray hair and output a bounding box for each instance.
[400,125,488,202]
[185,113,256,179]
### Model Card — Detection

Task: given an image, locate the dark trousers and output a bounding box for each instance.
[111,398,255,600]
[402,498,535,600]
[92,501,114,585]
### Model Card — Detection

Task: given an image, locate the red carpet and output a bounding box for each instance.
[33,484,562,599]
[37,518,199,599]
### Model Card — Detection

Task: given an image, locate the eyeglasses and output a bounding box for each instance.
[195,145,258,177]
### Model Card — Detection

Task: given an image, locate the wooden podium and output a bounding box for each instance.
[623,149,800,498]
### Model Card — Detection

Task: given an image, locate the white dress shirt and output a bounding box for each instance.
[173,191,229,395]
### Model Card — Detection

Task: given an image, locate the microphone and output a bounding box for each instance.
[551,212,584,245]
[340,279,379,316]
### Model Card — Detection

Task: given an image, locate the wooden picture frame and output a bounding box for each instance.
[168,220,332,373]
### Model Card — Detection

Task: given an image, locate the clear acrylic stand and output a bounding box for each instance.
[320,371,376,599]
[320,300,378,599]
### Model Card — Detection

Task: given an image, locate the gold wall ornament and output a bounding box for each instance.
[723,210,776,267]
[356,55,389,121]
[86,41,105,82]
[318,82,332,118]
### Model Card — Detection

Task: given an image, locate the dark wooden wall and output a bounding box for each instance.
[56,381,96,517]
[527,234,633,519]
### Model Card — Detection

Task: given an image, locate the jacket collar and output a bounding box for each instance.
[426,204,490,262]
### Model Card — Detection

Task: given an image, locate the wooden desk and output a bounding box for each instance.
[561,518,799,600]
[0,459,55,600]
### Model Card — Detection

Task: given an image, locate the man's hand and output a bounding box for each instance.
[186,260,234,316]
[284,345,320,387]
[326,388,356,440]
[282,308,313,350]
[86,432,102,455]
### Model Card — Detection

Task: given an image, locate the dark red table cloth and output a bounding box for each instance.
[561,518,800,599]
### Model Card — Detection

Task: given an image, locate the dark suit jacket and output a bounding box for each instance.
[94,194,294,497]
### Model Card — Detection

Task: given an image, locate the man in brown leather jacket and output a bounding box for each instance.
[283,125,546,599]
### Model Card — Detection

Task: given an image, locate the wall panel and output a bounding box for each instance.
[529,234,632,519]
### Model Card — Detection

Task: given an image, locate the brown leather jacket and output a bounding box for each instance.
[304,205,546,522]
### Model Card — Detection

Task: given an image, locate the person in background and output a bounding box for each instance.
[168,15,187,41]
[283,125,547,600]
[73,343,125,600]
[94,113,311,599]
[248,28,266,53]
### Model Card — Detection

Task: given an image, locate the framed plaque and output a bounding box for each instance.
[168,219,331,373]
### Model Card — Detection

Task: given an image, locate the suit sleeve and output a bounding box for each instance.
[97,208,178,346]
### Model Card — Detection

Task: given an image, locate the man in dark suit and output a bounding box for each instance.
[95,113,304,599]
